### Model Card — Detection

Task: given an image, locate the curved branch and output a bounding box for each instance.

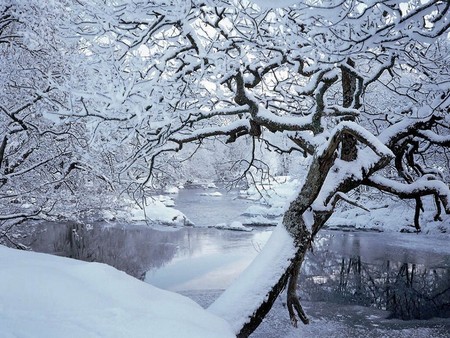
[364,175,450,216]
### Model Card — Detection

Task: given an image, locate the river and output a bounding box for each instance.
[20,187,450,337]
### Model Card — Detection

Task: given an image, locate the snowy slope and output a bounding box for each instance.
[0,245,234,338]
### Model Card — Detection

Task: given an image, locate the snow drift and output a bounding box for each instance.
[0,245,234,338]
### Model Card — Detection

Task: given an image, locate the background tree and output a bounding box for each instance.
[0,1,123,247]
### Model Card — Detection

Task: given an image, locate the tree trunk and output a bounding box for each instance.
[208,60,388,338]
[341,58,358,161]
[207,225,301,337]
[208,143,340,337]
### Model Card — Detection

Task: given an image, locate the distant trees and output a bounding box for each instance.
[0,1,121,247]
[1,0,449,336]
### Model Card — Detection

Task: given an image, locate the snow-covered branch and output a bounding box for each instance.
[365,174,450,215]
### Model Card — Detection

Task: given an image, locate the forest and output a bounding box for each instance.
[1,0,450,337]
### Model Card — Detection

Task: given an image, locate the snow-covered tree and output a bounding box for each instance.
[3,0,450,336]
[0,1,123,247]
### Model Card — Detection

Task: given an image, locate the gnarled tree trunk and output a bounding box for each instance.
[208,130,364,337]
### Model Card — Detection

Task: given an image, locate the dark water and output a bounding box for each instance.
[299,232,450,320]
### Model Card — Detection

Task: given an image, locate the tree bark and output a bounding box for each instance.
[208,136,345,337]
[341,58,358,161]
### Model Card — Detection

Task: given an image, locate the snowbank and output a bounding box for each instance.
[209,221,252,232]
[239,177,450,233]
[129,199,194,226]
[200,191,223,197]
[238,177,298,225]
[0,245,234,338]
[164,186,179,194]
[154,194,176,207]
[327,195,450,233]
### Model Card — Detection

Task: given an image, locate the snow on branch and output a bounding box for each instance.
[366,174,450,214]
[0,209,41,221]
[183,106,250,123]
[169,119,250,144]
[325,105,360,118]
[378,115,441,147]
[416,130,450,146]
[319,121,394,159]
[253,106,315,132]
[5,153,70,178]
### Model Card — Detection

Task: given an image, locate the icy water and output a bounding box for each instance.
[21,188,450,337]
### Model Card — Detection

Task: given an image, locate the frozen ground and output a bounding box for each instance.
[237,177,450,234]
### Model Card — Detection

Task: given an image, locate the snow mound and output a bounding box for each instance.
[129,199,193,226]
[209,221,252,232]
[240,204,284,226]
[154,194,176,207]
[326,195,450,233]
[0,245,234,338]
[200,191,223,197]
[164,186,179,194]
[241,215,278,227]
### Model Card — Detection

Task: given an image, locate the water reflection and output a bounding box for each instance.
[24,221,271,285]
[145,228,271,290]
[300,232,450,320]
[13,218,450,321]
[25,222,182,280]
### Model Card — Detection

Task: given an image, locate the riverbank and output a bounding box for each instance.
[181,289,450,338]
[3,187,450,337]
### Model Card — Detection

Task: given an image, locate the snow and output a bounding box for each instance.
[237,175,449,234]
[256,106,313,130]
[0,245,234,338]
[370,174,450,204]
[164,186,179,194]
[318,121,393,159]
[129,199,193,226]
[200,191,223,197]
[208,224,296,334]
[240,205,284,226]
[241,214,279,226]
[238,176,300,225]
[154,194,176,207]
[248,0,303,9]
[209,221,252,232]
[327,198,413,232]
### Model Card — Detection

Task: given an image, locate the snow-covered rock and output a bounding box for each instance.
[240,205,284,226]
[129,199,193,226]
[0,245,234,338]
[164,186,179,194]
[241,215,278,227]
[200,191,223,197]
[154,194,175,207]
[209,221,252,232]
